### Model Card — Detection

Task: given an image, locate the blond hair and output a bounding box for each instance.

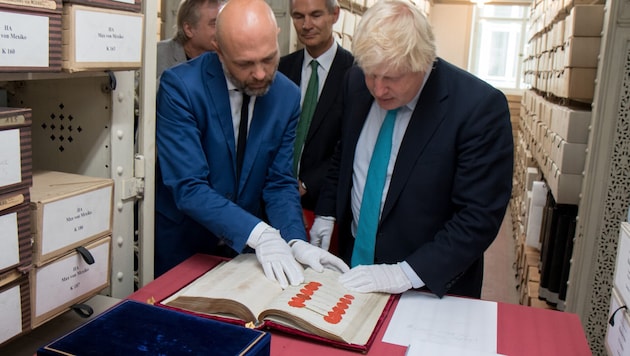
[352,0,436,74]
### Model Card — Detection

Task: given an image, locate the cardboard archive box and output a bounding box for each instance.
[0,107,33,195]
[0,6,62,72]
[62,0,141,12]
[606,287,629,356]
[61,4,143,72]
[30,236,111,328]
[30,170,113,265]
[0,274,30,346]
[0,0,61,13]
[614,222,630,307]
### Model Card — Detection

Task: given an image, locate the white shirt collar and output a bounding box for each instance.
[303,41,338,73]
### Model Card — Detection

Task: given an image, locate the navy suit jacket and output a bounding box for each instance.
[278,46,354,210]
[155,52,306,276]
[315,59,514,298]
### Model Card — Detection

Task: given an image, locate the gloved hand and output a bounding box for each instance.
[339,263,412,294]
[247,227,304,289]
[309,216,335,250]
[290,240,350,273]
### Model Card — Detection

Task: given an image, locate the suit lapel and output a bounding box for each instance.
[202,54,238,182]
[381,60,449,220]
[305,49,346,144]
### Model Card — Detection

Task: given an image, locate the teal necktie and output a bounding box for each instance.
[352,109,398,267]
[293,60,319,176]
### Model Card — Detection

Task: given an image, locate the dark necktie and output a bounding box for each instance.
[352,109,398,267]
[293,60,319,176]
[236,93,250,182]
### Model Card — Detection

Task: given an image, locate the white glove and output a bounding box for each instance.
[339,263,412,294]
[309,216,335,250]
[290,240,350,273]
[247,227,304,289]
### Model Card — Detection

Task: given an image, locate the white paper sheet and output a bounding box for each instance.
[383,292,499,355]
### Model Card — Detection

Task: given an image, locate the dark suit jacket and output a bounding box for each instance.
[278,46,354,210]
[315,58,514,298]
[155,52,306,276]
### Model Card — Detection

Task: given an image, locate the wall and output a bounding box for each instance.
[431,3,474,70]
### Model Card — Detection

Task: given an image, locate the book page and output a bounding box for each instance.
[259,268,390,346]
[162,254,283,323]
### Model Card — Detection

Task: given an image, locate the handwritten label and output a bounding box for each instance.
[0,114,25,128]
[0,11,49,67]
[74,9,142,63]
[0,0,57,10]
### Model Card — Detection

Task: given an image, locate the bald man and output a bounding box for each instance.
[155,0,349,286]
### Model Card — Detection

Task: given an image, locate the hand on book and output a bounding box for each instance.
[290,240,350,273]
[247,227,304,289]
[339,263,412,294]
[309,216,335,250]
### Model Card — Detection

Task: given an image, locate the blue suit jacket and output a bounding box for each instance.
[155,52,306,276]
[316,59,514,298]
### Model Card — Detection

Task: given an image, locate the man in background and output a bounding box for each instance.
[157,0,224,79]
[155,0,348,285]
[310,0,513,298]
[278,0,354,249]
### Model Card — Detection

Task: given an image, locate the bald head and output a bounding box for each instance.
[214,0,280,96]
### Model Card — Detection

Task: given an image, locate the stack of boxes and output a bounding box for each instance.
[0,0,143,74]
[512,1,604,309]
[0,107,33,346]
[29,170,114,328]
[1,0,141,346]
[606,222,630,354]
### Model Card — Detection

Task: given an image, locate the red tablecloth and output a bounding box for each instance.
[128,254,591,356]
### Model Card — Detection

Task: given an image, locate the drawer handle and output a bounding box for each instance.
[76,246,95,265]
[71,303,94,319]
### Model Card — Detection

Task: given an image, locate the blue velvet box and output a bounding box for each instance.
[37,300,271,356]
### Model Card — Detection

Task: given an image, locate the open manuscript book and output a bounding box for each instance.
[159,253,393,352]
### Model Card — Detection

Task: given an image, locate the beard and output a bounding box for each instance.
[222,62,277,97]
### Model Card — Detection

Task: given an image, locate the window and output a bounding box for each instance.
[468,5,530,90]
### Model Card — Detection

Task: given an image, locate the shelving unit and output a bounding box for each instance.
[0,1,158,349]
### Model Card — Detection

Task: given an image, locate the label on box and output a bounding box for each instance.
[73,9,142,63]
[0,112,25,128]
[0,0,57,9]
[0,211,19,271]
[0,129,21,187]
[41,185,112,256]
[34,239,109,318]
[113,0,134,3]
[0,11,49,67]
[0,284,22,344]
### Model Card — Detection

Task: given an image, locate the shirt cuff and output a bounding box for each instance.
[246,221,271,247]
[400,261,425,289]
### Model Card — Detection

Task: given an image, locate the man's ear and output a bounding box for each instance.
[183,22,194,39]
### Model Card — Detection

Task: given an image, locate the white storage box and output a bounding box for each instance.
[30,236,111,328]
[62,4,143,72]
[30,170,113,265]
